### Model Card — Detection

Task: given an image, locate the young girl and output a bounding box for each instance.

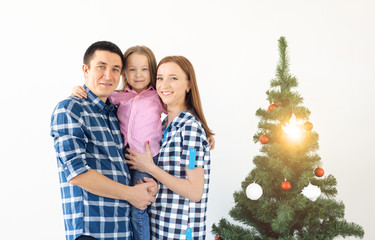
[72,45,163,240]
[126,56,213,240]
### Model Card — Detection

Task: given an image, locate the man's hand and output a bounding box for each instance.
[69,169,156,210]
[127,181,156,210]
[142,177,158,197]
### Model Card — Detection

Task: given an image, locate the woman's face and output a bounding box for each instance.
[156,62,190,110]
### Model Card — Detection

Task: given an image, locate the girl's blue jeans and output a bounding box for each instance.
[126,144,158,240]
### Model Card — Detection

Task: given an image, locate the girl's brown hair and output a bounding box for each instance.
[157,56,214,138]
[119,45,157,91]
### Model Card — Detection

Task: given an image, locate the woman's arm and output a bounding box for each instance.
[126,144,204,202]
[149,164,204,202]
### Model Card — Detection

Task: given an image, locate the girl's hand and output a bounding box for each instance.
[208,135,215,151]
[71,86,87,99]
[125,142,156,174]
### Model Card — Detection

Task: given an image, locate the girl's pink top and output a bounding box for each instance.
[109,86,165,157]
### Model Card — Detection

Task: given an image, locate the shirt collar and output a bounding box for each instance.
[164,110,195,129]
[124,85,154,94]
[83,85,115,114]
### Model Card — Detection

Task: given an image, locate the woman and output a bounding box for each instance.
[126,56,213,240]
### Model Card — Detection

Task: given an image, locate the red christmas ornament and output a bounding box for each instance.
[268,104,276,112]
[315,167,324,177]
[259,135,269,144]
[304,121,313,131]
[281,180,291,191]
[215,237,222,240]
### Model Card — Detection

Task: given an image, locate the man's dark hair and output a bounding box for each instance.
[83,41,125,72]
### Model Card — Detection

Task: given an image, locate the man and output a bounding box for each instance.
[50,41,156,240]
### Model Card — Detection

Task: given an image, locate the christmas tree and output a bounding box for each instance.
[212,37,364,240]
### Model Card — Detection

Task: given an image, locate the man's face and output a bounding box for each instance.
[83,50,122,102]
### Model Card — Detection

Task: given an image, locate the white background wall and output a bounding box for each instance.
[1,0,374,239]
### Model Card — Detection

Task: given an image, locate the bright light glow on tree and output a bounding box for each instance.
[282,113,303,142]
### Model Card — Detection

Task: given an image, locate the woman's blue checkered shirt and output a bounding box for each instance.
[150,110,211,240]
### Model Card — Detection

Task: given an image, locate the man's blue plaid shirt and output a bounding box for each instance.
[50,85,131,240]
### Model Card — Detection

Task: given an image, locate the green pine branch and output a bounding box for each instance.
[212,218,262,240]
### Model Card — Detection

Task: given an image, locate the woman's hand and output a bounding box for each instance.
[125,142,156,174]
[71,86,87,99]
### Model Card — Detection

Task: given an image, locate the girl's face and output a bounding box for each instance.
[156,62,190,110]
[124,53,151,93]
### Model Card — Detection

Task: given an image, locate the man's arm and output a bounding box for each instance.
[70,169,156,210]
[51,99,156,210]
